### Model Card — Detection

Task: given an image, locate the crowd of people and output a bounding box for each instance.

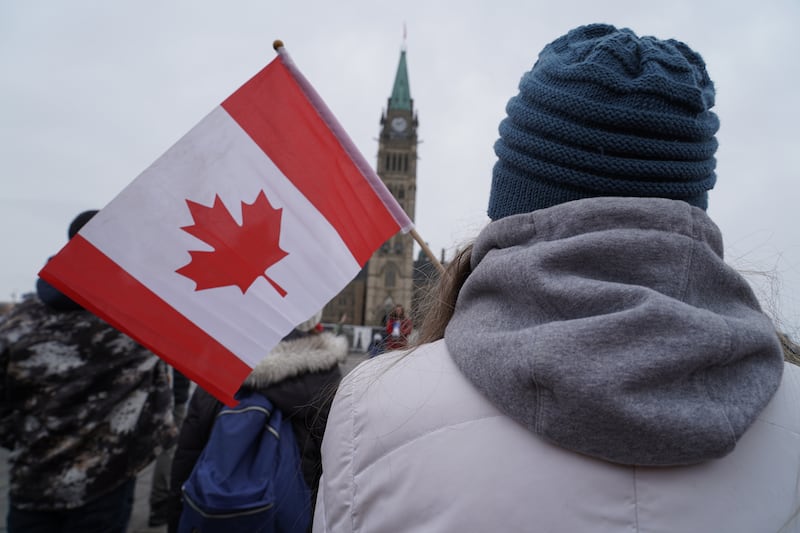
[3,22,800,533]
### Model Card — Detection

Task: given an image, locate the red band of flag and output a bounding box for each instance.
[41,236,250,406]
[222,56,405,265]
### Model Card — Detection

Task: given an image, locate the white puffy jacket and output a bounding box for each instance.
[316,199,799,532]
[314,340,800,533]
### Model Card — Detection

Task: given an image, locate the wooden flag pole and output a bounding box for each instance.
[410,228,445,274]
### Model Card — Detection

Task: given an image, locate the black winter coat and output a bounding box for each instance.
[167,330,348,532]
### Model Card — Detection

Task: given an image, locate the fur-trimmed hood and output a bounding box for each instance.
[243,331,349,389]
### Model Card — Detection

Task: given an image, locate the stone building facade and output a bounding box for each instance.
[322,47,418,326]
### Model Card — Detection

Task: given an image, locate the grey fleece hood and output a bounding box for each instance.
[446,197,783,466]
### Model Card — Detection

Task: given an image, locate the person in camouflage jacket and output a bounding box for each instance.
[0,210,177,533]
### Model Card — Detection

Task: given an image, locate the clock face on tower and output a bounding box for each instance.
[390,116,408,133]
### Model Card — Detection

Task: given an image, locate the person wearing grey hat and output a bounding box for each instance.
[313,24,800,532]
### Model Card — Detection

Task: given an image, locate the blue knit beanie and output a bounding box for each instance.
[488,24,719,220]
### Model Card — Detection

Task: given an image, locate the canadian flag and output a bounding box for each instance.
[39,44,413,406]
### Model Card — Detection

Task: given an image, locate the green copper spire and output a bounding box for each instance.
[389,49,412,111]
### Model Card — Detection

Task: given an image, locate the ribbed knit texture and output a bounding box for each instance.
[488,24,719,220]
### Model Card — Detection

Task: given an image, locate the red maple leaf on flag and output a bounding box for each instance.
[176,191,289,296]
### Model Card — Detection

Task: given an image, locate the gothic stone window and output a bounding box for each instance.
[385,263,398,288]
[384,152,409,173]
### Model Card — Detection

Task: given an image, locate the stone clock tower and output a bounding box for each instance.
[364,47,418,325]
[321,47,418,327]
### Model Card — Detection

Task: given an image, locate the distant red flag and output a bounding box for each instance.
[40,44,413,406]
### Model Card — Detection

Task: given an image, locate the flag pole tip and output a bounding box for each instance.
[273,40,285,51]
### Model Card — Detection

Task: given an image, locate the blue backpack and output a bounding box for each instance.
[178,390,311,533]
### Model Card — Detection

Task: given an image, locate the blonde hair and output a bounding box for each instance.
[780,332,800,365]
[415,244,474,346]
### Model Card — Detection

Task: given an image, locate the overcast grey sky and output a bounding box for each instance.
[2,1,799,335]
